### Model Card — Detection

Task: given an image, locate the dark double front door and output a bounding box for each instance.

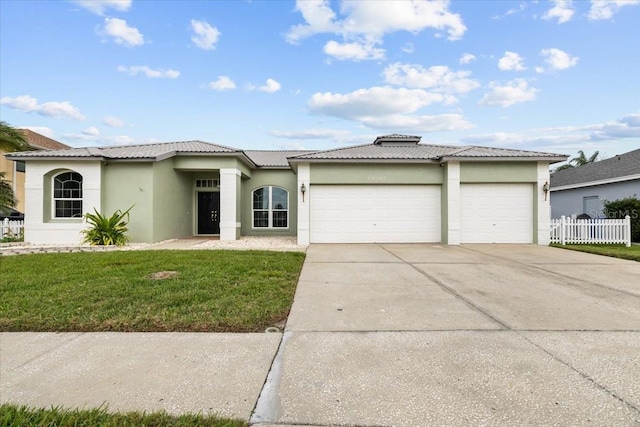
[197,191,220,235]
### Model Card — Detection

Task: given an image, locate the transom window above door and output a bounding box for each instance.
[253,186,288,228]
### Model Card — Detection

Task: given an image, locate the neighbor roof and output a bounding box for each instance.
[550,148,640,189]
[19,129,70,151]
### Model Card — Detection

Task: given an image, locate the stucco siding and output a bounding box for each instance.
[174,157,252,177]
[152,158,193,242]
[24,161,101,244]
[550,180,640,218]
[460,162,537,183]
[310,163,443,185]
[103,162,154,243]
[241,169,298,236]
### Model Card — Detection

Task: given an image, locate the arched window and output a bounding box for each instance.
[252,186,288,228]
[53,171,83,218]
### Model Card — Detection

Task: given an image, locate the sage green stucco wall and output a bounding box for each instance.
[241,169,298,236]
[174,157,251,177]
[460,162,537,182]
[152,158,193,242]
[103,162,154,243]
[310,163,444,184]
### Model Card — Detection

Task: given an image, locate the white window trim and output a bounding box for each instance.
[252,186,289,230]
[52,171,83,219]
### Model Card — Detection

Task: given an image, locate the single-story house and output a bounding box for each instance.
[5,134,567,246]
[550,148,640,219]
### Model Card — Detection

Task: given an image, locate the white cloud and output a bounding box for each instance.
[117,65,180,78]
[307,86,472,132]
[72,0,131,15]
[479,79,539,107]
[64,132,135,146]
[1,95,86,120]
[540,48,579,70]
[402,43,415,53]
[459,53,476,64]
[208,76,236,91]
[383,63,480,94]
[190,19,220,50]
[287,0,466,61]
[100,17,144,47]
[269,128,371,145]
[542,0,575,24]
[258,79,281,93]
[588,0,640,20]
[588,113,640,139]
[498,51,526,71]
[492,2,528,19]
[323,40,385,61]
[103,116,125,127]
[82,126,100,136]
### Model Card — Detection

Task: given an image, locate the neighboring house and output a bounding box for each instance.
[6,134,567,246]
[550,148,640,219]
[0,129,70,215]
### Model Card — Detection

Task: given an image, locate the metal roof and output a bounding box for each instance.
[245,150,315,167]
[550,148,640,189]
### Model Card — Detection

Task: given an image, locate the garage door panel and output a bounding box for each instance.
[460,184,533,244]
[310,185,441,243]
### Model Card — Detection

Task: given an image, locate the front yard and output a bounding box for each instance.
[550,243,640,262]
[0,250,305,332]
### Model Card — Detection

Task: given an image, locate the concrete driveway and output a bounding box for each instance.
[253,244,640,426]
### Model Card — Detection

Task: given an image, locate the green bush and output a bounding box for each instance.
[81,206,133,246]
[604,197,640,242]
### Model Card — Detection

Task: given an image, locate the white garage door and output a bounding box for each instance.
[310,185,441,243]
[460,184,533,243]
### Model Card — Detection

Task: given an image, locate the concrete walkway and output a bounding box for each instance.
[2,244,640,425]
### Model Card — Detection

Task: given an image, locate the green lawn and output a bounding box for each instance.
[0,250,305,332]
[551,243,640,262]
[0,404,247,427]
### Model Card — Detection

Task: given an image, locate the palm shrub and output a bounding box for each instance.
[81,206,133,246]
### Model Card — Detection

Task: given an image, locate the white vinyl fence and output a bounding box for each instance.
[1,218,24,239]
[550,215,631,247]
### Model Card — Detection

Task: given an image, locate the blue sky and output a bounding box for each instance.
[1,0,639,160]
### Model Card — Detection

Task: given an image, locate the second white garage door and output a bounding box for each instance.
[310,185,441,243]
[460,183,534,243]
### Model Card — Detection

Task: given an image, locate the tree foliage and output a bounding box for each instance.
[0,172,17,212]
[81,206,134,246]
[0,121,30,153]
[604,197,640,242]
[554,150,600,172]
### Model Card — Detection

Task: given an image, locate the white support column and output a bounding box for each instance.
[297,163,310,246]
[220,168,240,241]
[537,162,551,245]
[446,161,461,245]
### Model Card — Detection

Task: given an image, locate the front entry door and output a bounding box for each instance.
[197,192,220,234]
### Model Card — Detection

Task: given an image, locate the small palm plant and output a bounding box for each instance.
[81,206,133,246]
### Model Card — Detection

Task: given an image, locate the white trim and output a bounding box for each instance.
[551,174,640,192]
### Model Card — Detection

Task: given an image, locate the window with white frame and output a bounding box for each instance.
[252,186,288,228]
[53,171,83,218]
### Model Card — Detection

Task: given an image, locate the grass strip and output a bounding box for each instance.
[0,404,247,427]
[1,250,305,332]
[550,243,640,262]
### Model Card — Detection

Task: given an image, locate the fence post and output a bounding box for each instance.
[560,215,566,245]
[1,218,8,238]
[625,215,631,247]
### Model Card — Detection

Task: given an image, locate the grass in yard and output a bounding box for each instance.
[0,250,305,332]
[0,404,247,427]
[550,243,640,262]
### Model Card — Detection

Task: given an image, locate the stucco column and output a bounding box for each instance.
[537,162,551,245]
[220,168,241,241]
[446,161,461,245]
[297,163,310,246]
